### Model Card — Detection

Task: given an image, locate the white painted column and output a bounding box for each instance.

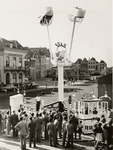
[58,61,64,101]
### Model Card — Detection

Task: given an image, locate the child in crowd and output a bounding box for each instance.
[77,120,83,139]
[93,122,103,149]
[93,117,100,140]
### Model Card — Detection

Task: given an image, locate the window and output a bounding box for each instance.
[105,103,107,112]
[89,102,92,114]
[85,126,88,130]
[19,73,23,82]
[19,57,22,67]
[6,56,10,67]
[13,73,17,83]
[85,103,88,114]
[89,126,92,130]
[99,102,101,108]
[13,57,16,67]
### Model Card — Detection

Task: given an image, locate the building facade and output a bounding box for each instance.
[0,38,28,85]
[88,57,98,73]
[29,47,53,80]
[73,57,107,75]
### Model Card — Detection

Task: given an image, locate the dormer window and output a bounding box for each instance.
[10,43,13,48]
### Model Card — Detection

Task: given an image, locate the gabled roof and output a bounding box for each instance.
[100,60,106,64]
[82,58,88,62]
[0,38,24,50]
[75,58,82,64]
[90,57,96,61]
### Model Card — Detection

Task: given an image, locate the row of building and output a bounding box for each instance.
[72,58,107,74]
[0,37,109,86]
[52,57,108,80]
[0,38,52,86]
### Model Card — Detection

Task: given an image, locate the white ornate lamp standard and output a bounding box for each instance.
[55,42,68,101]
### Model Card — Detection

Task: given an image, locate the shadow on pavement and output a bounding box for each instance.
[0,135,95,150]
[2,140,20,147]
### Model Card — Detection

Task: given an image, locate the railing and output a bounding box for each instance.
[4,66,25,70]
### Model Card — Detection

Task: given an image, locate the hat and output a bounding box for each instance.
[101,117,106,123]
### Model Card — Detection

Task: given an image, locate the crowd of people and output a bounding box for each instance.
[0,107,113,150]
[0,107,83,150]
[93,115,113,150]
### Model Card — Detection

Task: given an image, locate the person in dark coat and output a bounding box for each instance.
[10,110,19,137]
[66,119,74,149]
[43,111,49,140]
[35,113,43,142]
[58,113,63,139]
[53,114,59,145]
[71,114,78,140]
[47,118,56,147]
[62,115,68,147]
[104,119,113,150]
[28,117,36,148]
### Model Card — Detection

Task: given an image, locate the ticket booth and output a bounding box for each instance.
[77,98,108,134]
[10,94,24,114]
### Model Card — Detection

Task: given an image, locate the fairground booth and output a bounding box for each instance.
[76,98,108,134]
[10,94,24,114]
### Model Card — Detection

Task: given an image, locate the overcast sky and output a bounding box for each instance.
[0,0,112,67]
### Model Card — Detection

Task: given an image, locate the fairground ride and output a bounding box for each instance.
[39,6,86,120]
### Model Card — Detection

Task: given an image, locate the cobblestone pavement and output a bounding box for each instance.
[0,134,95,150]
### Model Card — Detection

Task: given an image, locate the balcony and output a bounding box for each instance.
[4,66,25,71]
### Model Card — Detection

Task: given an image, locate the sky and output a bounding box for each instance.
[0,0,112,67]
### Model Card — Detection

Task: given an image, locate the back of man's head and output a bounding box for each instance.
[20,117,23,121]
